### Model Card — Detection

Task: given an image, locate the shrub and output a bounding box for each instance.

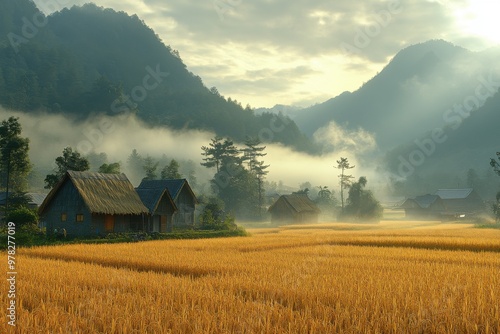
[5,206,38,226]
[198,197,238,231]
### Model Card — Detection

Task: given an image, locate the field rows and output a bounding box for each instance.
[2,224,500,333]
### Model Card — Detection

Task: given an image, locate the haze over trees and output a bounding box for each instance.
[0,117,31,193]
[98,162,121,174]
[201,136,269,220]
[341,177,383,222]
[335,157,355,213]
[0,117,31,215]
[491,152,500,223]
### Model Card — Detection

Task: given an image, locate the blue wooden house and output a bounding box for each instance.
[38,171,149,236]
[136,186,178,233]
[137,179,198,228]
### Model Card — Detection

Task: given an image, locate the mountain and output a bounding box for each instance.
[294,40,500,151]
[383,89,500,198]
[289,39,500,198]
[254,104,302,117]
[0,1,316,152]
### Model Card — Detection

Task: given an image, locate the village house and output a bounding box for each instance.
[137,179,198,228]
[401,188,485,220]
[268,194,320,224]
[136,186,177,233]
[38,171,149,236]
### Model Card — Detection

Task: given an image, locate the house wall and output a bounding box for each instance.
[270,199,319,224]
[440,192,485,217]
[270,199,296,223]
[43,180,93,236]
[151,193,176,232]
[173,185,196,228]
[298,212,319,223]
[92,214,143,234]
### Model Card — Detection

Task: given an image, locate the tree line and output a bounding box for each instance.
[2,116,499,226]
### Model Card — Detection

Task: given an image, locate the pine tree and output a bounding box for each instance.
[161,159,182,179]
[0,117,31,213]
[242,138,269,218]
[142,156,159,180]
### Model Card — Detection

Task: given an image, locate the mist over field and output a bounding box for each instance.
[4,108,381,194]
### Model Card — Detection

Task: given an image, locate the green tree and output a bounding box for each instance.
[127,149,144,177]
[45,147,90,189]
[492,192,500,223]
[335,157,355,213]
[466,168,480,188]
[491,152,500,223]
[201,136,239,173]
[212,166,258,219]
[242,138,269,218]
[491,152,500,176]
[5,207,38,227]
[316,186,338,219]
[161,159,182,179]
[198,197,237,231]
[0,117,31,213]
[343,177,383,222]
[142,156,159,180]
[98,162,121,174]
[201,137,260,218]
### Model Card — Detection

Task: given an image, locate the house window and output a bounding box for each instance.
[76,214,84,222]
[61,213,67,222]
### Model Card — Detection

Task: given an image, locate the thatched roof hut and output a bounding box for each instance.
[40,171,148,215]
[39,171,148,236]
[268,194,320,224]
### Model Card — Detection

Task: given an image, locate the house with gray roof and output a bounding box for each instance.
[137,179,198,228]
[401,188,485,220]
[136,186,177,232]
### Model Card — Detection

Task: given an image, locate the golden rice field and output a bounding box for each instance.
[2,221,500,333]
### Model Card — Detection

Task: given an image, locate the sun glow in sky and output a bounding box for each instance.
[454,0,500,44]
[34,0,500,109]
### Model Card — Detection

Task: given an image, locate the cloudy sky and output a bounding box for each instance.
[34,0,499,108]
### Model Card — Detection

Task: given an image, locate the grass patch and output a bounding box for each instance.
[0,227,248,249]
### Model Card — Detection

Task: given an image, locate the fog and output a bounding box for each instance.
[1,108,384,196]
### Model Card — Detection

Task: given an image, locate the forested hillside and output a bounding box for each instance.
[0,1,315,152]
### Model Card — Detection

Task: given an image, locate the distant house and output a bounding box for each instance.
[268,194,320,224]
[0,192,47,210]
[435,189,485,219]
[136,186,177,233]
[400,194,443,220]
[38,171,149,236]
[401,188,485,220]
[137,179,198,228]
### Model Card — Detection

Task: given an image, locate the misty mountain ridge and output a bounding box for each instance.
[294,39,500,151]
[0,0,315,152]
